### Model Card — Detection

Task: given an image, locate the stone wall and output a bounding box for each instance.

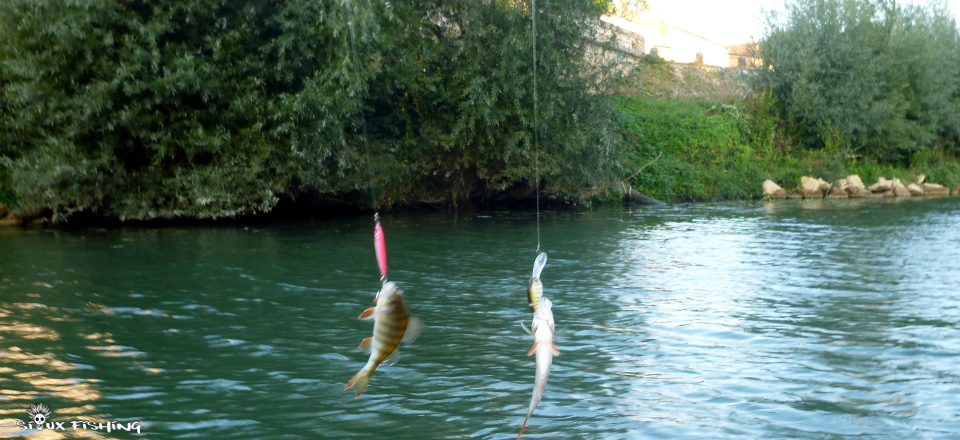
[587,18,647,70]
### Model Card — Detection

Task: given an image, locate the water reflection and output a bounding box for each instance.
[0,301,120,438]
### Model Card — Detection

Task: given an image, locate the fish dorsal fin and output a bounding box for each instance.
[531,252,547,279]
[401,317,423,346]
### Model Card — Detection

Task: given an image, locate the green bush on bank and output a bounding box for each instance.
[0,0,622,222]
[614,93,960,201]
[757,0,960,162]
[616,97,774,201]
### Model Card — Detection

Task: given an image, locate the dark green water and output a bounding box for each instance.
[2,198,959,439]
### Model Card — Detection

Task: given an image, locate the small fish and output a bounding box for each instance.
[518,297,560,438]
[344,281,422,397]
[526,253,548,312]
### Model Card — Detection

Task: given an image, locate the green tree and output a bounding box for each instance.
[361,0,625,205]
[0,0,383,220]
[0,0,623,221]
[756,0,960,163]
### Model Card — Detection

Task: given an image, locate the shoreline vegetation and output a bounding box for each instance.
[2,0,960,227]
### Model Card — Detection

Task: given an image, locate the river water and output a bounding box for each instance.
[1,198,958,439]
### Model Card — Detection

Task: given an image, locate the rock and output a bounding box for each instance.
[891,178,911,196]
[844,175,873,197]
[846,175,866,188]
[922,183,950,195]
[785,191,803,199]
[917,174,926,184]
[826,189,848,198]
[868,177,893,192]
[847,187,875,197]
[906,183,925,196]
[762,180,786,198]
[800,176,829,198]
[827,179,848,198]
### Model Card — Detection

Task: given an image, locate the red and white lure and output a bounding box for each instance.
[373,213,388,284]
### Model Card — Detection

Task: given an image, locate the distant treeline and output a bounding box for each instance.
[2,0,959,223]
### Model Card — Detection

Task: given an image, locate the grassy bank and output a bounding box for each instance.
[614,64,960,202]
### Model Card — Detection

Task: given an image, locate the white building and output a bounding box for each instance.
[603,0,741,67]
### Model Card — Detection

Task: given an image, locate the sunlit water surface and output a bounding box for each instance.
[1,198,959,439]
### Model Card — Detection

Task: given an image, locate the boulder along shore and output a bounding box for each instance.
[763,175,957,199]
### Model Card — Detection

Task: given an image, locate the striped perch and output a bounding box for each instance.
[527,253,547,312]
[345,281,422,397]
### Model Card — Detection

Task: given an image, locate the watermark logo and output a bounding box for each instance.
[26,403,51,429]
[17,403,142,434]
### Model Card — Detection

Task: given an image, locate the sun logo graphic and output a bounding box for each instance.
[26,403,52,430]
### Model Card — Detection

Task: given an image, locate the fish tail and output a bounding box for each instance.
[344,367,373,397]
[518,409,534,439]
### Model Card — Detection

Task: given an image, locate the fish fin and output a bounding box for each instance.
[532,252,547,279]
[551,342,560,356]
[344,368,371,397]
[358,337,373,352]
[519,321,532,335]
[526,342,539,356]
[518,409,533,438]
[384,350,400,366]
[401,317,423,346]
[358,307,376,320]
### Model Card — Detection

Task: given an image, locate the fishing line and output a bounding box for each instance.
[347,1,377,210]
[532,0,541,254]
[348,2,387,285]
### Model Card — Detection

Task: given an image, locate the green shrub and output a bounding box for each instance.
[0,0,624,221]
[615,97,774,201]
[907,148,960,187]
[756,0,960,163]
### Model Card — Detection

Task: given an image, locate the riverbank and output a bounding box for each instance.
[4,62,960,227]
[614,63,960,204]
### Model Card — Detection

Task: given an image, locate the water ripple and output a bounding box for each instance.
[0,199,958,438]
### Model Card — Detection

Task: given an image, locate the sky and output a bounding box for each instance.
[658,0,960,45]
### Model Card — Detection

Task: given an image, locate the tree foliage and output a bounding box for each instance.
[0,0,622,221]
[755,0,960,163]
